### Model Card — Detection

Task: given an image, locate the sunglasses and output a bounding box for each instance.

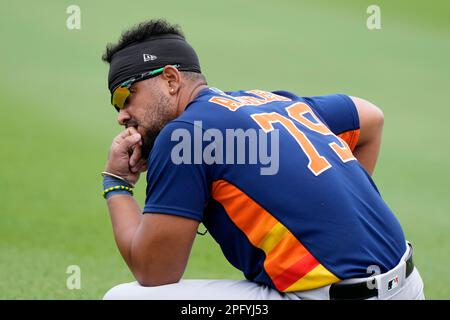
[110,64,180,111]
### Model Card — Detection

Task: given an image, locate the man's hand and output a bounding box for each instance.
[105,127,148,185]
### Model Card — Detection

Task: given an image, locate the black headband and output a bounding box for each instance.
[107,34,201,93]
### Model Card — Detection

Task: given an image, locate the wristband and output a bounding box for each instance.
[101,171,135,188]
[102,175,134,199]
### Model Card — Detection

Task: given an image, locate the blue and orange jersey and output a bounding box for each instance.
[143,87,406,292]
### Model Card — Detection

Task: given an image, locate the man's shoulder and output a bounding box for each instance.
[181,87,302,117]
[169,87,309,135]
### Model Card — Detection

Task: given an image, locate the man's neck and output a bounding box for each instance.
[177,81,208,114]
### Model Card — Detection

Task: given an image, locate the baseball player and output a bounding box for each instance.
[100,19,425,300]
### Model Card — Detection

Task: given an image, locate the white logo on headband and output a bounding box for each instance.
[143,54,157,62]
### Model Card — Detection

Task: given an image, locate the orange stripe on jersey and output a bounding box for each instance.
[212,179,340,292]
[338,129,360,151]
[211,180,278,245]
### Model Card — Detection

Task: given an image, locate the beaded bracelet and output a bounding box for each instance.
[103,185,134,199]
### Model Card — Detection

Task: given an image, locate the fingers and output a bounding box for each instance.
[129,143,142,171]
[130,160,147,174]
[113,133,141,158]
[127,126,139,135]
[106,127,144,180]
[113,127,140,145]
[124,134,142,148]
[130,143,147,170]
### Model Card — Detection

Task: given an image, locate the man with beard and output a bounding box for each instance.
[101,19,424,300]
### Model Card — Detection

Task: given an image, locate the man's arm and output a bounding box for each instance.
[104,128,199,286]
[130,213,199,286]
[349,96,385,176]
[107,195,199,286]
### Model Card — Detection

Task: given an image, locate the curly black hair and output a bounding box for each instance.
[102,19,185,63]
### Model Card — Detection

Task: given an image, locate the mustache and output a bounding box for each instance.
[125,119,139,129]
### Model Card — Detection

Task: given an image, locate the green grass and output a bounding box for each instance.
[0,0,449,299]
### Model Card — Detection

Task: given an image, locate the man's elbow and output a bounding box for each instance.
[134,271,181,287]
[371,103,384,129]
[350,96,385,143]
[131,259,184,287]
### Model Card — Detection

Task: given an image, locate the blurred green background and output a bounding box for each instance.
[0,0,449,299]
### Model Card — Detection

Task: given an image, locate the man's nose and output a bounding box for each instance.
[117,109,130,126]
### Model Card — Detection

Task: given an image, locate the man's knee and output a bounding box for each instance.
[103,281,163,300]
[103,282,137,300]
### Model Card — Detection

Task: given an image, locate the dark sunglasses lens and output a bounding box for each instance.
[112,86,131,110]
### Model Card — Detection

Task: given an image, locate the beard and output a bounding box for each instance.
[140,93,177,160]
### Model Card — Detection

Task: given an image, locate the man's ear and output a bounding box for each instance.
[161,65,181,95]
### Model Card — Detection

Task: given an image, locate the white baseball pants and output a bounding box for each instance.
[103,243,425,300]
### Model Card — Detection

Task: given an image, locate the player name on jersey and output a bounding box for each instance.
[209,89,291,111]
